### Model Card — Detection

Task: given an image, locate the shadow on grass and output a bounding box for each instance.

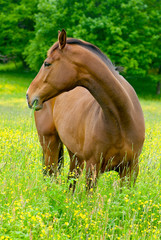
[126,75,161,100]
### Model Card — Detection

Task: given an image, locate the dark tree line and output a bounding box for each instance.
[0,0,160,92]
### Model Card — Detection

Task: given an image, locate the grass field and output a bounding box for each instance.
[0,68,161,240]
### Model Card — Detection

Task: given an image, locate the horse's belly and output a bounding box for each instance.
[53,87,123,161]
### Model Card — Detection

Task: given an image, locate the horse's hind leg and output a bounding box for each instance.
[68,150,84,193]
[86,159,100,191]
[58,144,64,173]
[118,159,139,187]
[41,134,63,176]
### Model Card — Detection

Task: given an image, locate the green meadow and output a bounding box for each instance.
[0,67,161,240]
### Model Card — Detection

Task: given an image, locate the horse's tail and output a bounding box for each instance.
[58,143,64,173]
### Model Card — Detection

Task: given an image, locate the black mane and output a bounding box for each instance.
[66,38,118,73]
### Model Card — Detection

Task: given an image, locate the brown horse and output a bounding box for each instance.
[26,29,145,191]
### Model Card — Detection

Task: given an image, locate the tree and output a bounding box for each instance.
[143,0,161,94]
[1,0,160,93]
[0,0,38,66]
[25,0,160,81]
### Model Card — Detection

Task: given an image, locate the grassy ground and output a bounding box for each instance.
[0,66,161,240]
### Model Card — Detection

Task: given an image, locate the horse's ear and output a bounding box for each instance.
[58,29,66,49]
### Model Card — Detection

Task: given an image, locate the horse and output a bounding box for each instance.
[26,29,145,191]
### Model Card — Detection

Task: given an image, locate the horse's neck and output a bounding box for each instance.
[78,55,134,127]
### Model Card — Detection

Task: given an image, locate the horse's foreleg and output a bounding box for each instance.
[68,150,84,193]
[40,134,63,176]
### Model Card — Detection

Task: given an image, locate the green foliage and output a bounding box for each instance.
[0,0,38,64]
[23,0,161,79]
[0,0,160,88]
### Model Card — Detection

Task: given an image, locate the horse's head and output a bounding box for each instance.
[26,29,78,110]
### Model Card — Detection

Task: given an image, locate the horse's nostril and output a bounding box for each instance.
[32,98,38,107]
[26,93,29,101]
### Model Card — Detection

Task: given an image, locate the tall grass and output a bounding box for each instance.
[0,70,161,240]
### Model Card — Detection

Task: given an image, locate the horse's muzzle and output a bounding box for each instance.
[26,94,42,111]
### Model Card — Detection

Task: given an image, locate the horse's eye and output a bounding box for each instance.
[44,62,51,67]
